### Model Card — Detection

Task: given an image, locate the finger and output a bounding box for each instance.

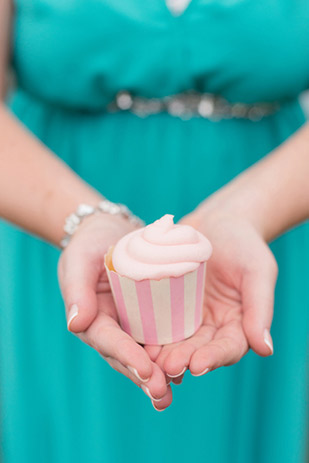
[58,248,99,333]
[156,323,215,378]
[189,321,248,375]
[144,345,163,362]
[83,313,153,382]
[140,362,169,401]
[168,372,185,385]
[162,344,195,377]
[103,357,166,395]
[103,356,142,385]
[242,257,278,357]
[151,385,173,412]
[103,356,170,407]
[155,343,187,380]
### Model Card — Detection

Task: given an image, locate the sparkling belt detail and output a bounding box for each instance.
[107,90,280,121]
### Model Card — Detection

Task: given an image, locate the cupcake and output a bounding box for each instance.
[104,214,212,345]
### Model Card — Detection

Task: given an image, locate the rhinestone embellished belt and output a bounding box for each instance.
[107,90,280,121]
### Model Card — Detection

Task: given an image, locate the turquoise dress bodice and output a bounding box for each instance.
[1,1,309,462]
[13,0,309,108]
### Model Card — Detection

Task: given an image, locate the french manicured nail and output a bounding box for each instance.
[141,385,162,402]
[152,401,165,412]
[167,367,187,378]
[264,329,274,354]
[127,366,150,383]
[67,304,79,330]
[191,367,210,377]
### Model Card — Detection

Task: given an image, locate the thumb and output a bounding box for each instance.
[58,249,99,333]
[242,256,278,357]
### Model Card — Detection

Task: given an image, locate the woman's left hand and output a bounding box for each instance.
[145,206,278,383]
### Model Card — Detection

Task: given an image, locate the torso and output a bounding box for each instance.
[12,0,309,111]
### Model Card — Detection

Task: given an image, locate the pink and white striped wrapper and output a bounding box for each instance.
[104,251,206,345]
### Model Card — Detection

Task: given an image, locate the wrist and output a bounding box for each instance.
[201,124,309,242]
[45,191,103,247]
[60,198,144,249]
[195,184,270,241]
[62,212,140,263]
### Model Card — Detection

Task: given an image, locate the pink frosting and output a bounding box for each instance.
[112,214,212,280]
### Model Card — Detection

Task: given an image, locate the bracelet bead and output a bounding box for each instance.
[60,199,144,248]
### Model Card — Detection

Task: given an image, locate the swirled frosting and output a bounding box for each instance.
[112,214,212,280]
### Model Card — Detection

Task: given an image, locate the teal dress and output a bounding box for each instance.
[1,1,309,462]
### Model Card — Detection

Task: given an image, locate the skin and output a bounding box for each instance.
[0,0,171,408]
[1,1,309,410]
[146,124,309,385]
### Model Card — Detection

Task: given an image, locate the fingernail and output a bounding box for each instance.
[127,366,150,383]
[67,304,79,330]
[264,329,274,354]
[167,366,187,378]
[141,385,162,402]
[191,367,210,377]
[152,401,165,412]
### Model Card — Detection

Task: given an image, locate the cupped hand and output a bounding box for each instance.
[146,208,278,382]
[58,214,172,410]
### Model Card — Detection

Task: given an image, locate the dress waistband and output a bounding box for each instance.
[10,86,283,121]
[107,90,280,121]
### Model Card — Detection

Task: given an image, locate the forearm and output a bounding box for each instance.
[0,104,103,246]
[199,123,309,242]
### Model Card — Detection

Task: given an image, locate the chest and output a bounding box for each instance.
[13,0,309,103]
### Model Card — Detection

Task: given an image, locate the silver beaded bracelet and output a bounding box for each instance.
[60,199,145,248]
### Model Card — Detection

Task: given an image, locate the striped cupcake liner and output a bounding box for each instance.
[104,249,206,345]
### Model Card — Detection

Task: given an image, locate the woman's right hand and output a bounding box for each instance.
[57,213,172,411]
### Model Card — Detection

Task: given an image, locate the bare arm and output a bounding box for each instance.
[0,1,102,247]
[194,122,309,242]
[156,122,309,380]
[0,108,104,246]
[0,2,171,407]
